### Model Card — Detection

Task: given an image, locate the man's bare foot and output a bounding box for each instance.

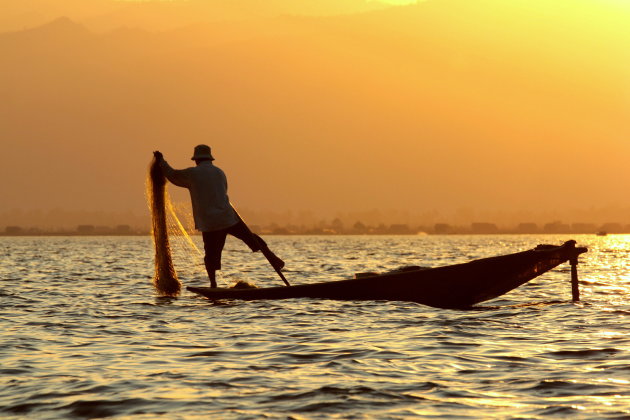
[208,271,218,288]
[270,255,285,271]
[262,248,285,271]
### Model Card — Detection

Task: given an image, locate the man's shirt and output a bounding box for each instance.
[159,160,239,232]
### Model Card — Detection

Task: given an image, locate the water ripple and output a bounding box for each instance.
[0,235,629,418]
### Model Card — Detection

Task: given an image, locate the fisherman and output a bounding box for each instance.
[153,145,284,288]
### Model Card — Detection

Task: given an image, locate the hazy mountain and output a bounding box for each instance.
[0,0,115,32]
[0,0,394,33]
[0,16,93,43]
[83,0,394,32]
[1,0,628,221]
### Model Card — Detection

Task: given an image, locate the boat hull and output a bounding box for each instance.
[188,241,587,308]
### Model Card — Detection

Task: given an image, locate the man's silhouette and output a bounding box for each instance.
[153,145,284,288]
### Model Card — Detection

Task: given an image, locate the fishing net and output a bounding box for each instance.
[147,157,181,296]
[147,157,208,296]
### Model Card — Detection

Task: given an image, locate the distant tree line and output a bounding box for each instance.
[2,220,628,236]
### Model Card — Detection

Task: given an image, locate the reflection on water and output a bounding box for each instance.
[0,235,629,418]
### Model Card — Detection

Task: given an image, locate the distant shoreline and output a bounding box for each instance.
[2,221,626,237]
[0,232,621,237]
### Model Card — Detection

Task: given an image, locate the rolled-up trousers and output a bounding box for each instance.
[201,221,266,271]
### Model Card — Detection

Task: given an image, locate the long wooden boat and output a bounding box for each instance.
[188,240,587,309]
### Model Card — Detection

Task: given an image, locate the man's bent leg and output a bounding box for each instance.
[228,222,285,270]
[257,238,285,271]
[202,230,228,288]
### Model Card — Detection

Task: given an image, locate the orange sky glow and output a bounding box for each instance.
[1,0,629,228]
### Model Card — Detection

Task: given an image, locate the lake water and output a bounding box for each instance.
[1,235,628,419]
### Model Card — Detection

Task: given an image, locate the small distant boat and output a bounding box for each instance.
[188,240,587,309]
[596,231,607,236]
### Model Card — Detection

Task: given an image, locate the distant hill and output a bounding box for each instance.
[0,0,394,33]
[0,0,114,32]
[83,0,394,32]
[1,16,92,41]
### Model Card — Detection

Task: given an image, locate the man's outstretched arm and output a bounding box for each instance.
[153,150,190,188]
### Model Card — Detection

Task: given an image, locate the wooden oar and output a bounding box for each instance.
[234,210,290,287]
[260,247,291,287]
[252,232,291,287]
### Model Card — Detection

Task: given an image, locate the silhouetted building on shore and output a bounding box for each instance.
[115,225,132,234]
[77,225,96,234]
[600,223,623,233]
[5,226,24,235]
[543,221,571,233]
[434,223,453,234]
[517,223,538,233]
[471,222,499,234]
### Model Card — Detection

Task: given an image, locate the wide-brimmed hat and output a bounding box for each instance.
[191,144,215,161]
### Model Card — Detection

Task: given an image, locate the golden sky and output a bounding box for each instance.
[1,0,629,226]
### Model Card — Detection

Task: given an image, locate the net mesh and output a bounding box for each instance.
[147,158,189,296]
